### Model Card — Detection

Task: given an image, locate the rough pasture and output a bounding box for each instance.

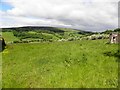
[2,39,118,88]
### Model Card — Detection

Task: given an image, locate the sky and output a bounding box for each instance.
[0,0,119,32]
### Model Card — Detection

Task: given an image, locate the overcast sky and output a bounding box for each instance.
[0,0,119,32]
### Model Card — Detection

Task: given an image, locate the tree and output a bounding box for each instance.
[114,28,120,32]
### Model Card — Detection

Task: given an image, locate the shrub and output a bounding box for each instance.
[97,36,103,39]
[22,41,29,43]
[91,37,96,40]
[13,40,20,43]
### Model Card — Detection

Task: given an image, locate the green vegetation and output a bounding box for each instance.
[101,28,120,34]
[1,26,119,88]
[0,52,2,88]
[2,26,109,43]
[2,40,118,88]
[2,32,19,43]
[114,28,120,32]
[3,27,94,42]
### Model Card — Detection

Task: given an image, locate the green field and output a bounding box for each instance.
[2,32,19,43]
[2,39,118,88]
[1,28,119,88]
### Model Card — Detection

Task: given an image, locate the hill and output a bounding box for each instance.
[2,26,119,44]
[1,26,119,88]
[1,26,95,43]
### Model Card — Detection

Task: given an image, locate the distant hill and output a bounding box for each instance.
[1,26,97,43]
[1,26,95,34]
[101,28,120,34]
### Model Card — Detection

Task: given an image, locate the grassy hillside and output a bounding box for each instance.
[2,40,118,88]
[1,26,119,88]
[2,32,19,43]
[2,26,95,41]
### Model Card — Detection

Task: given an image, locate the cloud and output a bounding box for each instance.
[0,0,119,32]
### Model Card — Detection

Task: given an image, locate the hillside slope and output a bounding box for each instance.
[1,26,95,43]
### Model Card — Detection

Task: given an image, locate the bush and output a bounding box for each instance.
[13,40,20,43]
[91,36,96,40]
[22,41,29,43]
[97,36,103,39]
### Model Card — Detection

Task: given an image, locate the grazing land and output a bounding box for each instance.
[2,32,19,43]
[1,27,119,88]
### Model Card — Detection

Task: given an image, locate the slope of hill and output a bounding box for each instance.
[1,26,95,43]
[2,26,119,44]
[1,26,119,88]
